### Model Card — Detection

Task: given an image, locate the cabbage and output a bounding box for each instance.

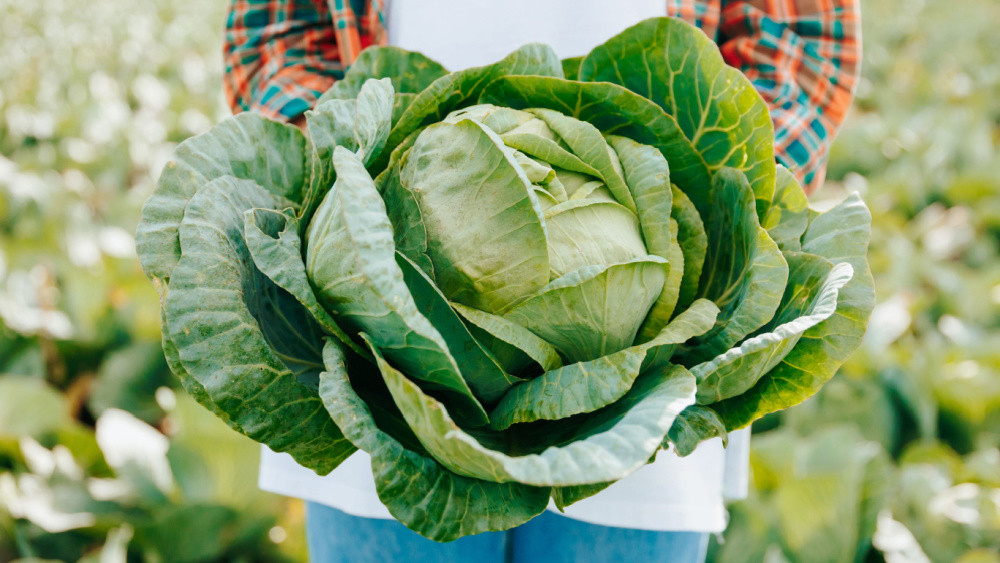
[135,17,873,541]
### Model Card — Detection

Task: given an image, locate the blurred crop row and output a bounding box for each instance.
[711,1,1000,561]
[1,0,305,560]
[1,0,997,561]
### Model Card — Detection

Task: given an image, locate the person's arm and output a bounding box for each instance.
[718,0,861,194]
[223,0,346,123]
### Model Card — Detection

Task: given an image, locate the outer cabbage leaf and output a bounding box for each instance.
[317,46,449,103]
[302,79,395,229]
[164,176,353,473]
[677,168,788,364]
[135,114,307,287]
[711,194,875,429]
[367,336,696,486]
[373,130,435,275]
[490,299,718,430]
[243,207,367,359]
[579,17,776,218]
[667,405,728,457]
[318,340,549,542]
[560,56,583,80]
[306,147,488,426]
[694,259,853,404]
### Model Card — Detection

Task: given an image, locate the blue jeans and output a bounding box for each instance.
[306,502,709,562]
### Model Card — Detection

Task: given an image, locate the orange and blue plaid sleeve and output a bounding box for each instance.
[717,0,861,194]
[224,0,344,121]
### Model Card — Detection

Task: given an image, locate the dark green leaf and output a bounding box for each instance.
[712,194,875,429]
[318,340,549,542]
[580,17,775,217]
[667,405,729,457]
[136,114,306,287]
[305,147,488,426]
[395,252,523,405]
[316,46,448,104]
[164,176,352,473]
[677,168,788,364]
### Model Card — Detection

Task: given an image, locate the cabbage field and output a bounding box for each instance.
[1,0,997,560]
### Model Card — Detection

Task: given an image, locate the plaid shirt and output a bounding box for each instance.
[224,1,859,193]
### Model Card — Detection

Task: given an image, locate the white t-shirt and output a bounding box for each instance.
[259,0,751,533]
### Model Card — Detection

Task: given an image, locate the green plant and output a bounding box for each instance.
[135,17,873,541]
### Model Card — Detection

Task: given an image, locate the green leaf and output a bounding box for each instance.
[351,78,395,165]
[390,92,418,126]
[316,46,448,104]
[479,76,712,207]
[318,341,549,542]
[373,130,435,275]
[527,108,637,213]
[695,256,851,404]
[763,165,810,251]
[671,185,707,312]
[712,194,875,430]
[305,146,488,427]
[500,131,600,179]
[301,79,395,227]
[552,481,614,511]
[490,299,718,430]
[678,168,788,364]
[368,335,697,486]
[607,135,684,339]
[136,114,307,287]
[543,198,648,279]
[395,252,523,405]
[303,98,355,216]
[503,259,668,363]
[561,56,583,80]
[163,176,352,473]
[381,43,563,169]
[159,307,236,429]
[580,17,776,217]
[243,207,367,359]
[667,405,728,457]
[451,302,563,376]
[399,119,549,314]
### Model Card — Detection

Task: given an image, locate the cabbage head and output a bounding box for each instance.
[135,18,874,541]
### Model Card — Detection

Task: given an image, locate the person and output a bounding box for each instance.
[222,1,860,561]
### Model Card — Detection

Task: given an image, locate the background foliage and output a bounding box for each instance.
[0,0,996,560]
